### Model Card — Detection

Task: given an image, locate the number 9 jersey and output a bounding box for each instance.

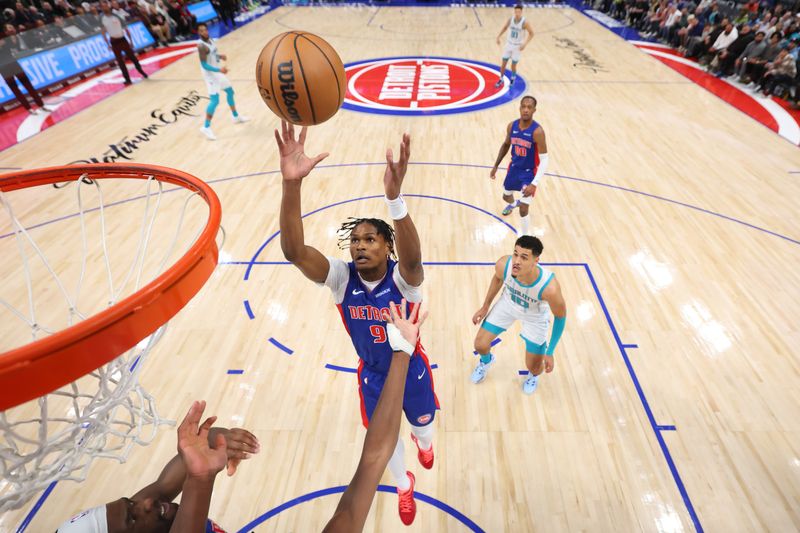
[323,257,439,428]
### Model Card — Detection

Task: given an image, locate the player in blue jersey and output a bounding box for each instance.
[471,236,567,395]
[324,299,427,532]
[275,121,437,526]
[490,95,549,236]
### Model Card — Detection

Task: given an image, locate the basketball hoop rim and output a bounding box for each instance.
[0,163,221,411]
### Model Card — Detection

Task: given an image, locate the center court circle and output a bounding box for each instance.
[343,56,527,116]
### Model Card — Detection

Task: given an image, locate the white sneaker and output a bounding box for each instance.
[522,373,539,395]
[233,115,249,124]
[470,355,495,384]
[200,126,217,140]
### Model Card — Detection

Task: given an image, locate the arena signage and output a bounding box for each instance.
[186,0,218,23]
[0,21,155,105]
[343,56,526,116]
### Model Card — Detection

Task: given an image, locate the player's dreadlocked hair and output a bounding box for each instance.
[337,217,397,259]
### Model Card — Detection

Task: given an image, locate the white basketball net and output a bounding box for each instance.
[0,173,211,513]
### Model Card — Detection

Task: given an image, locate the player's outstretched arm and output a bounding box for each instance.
[276,120,331,283]
[490,122,513,180]
[132,422,259,503]
[473,256,507,324]
[323,300,427,533]
[383,133,423,286]
[168,401,227,532]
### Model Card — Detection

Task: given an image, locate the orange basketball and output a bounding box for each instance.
[255,31,346,126]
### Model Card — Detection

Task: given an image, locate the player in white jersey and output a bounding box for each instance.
[470,236,566,395]
[197,23,248,141]
[495,4,535,88]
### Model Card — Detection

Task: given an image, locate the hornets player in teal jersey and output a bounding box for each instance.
[275,121,437,526]
[490,95,548,236]
[494,4,534,88]
[471,236,566,395]
[196,22,248,141]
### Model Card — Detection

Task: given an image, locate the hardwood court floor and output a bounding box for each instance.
[1,5,799,532]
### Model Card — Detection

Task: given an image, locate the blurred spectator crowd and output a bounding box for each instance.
[0,0,215,53]
[594,0,800,102]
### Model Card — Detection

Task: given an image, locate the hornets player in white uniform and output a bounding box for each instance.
[197,23,248,141]
[495,4,535,88]
[471,236,566,395]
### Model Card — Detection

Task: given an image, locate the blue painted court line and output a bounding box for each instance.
[243,192,516,281]
[16,481,57,533]
[236,484,484,532]
[657,425,677,431]
[227,369,244,375]
[582,262,703,532]
[518,370,529,375]
[268,337,294,355]
[622,343,639,349]
[243,300,255,320]
[325,363,357,373]
[4,163,796,250]
[326,363,439,373]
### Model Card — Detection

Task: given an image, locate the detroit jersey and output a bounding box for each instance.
[509,118,540,172]
[507,16,527,45]
[326,258,422,374]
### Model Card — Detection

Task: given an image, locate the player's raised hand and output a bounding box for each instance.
[383,133,411,200]
[177,401,227,480]
[274,120,330,182]
[208,427,261,476]
[472,305,489,325]
[384,298,427,349]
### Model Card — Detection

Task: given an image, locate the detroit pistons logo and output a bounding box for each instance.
[343,56,526,116]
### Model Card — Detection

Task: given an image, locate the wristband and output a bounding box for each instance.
[387,322,415,355]
[385,195,408,220]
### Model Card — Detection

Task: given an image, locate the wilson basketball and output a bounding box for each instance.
[255,31,347,126]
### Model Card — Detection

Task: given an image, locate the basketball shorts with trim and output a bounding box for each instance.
[357,355,439,429]
[482,297,551,349]
[503,166,534,193]
[204,72,232,95]
[502,42,522,62]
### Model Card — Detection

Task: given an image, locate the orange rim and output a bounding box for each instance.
[0,164,221,411]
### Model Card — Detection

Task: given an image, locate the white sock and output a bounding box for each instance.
[411,423,434,451]
[520,214,530,235]
[388,437,411,491]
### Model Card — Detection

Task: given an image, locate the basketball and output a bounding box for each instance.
[255,31,347,126]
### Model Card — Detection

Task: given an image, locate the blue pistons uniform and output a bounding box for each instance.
[325,258,439,428]
[504,118,541,193]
